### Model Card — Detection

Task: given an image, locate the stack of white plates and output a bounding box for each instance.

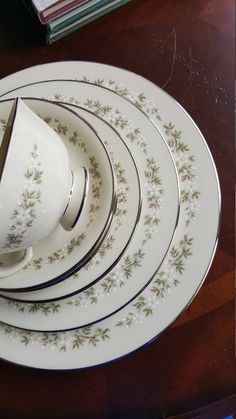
[0,62,220,370]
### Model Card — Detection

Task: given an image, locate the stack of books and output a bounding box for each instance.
[27,0,130,44]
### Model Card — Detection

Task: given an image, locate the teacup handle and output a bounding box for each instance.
[0,247,33,278]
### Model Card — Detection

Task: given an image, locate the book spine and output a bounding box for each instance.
[40,0,86,23]
[46,0,130,44]
[48,0,99,28]
[47,0,111,33]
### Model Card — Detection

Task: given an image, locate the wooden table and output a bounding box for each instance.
[0,0,235,417]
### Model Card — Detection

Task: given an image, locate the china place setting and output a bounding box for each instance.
[0,62,220,370]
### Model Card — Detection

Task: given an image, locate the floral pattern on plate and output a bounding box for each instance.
[0,235,192,348]
[0,101,143,307]
[0,60,219,371]
[0,98,116,291]
[0,82,179,332]
[77,77,200,226]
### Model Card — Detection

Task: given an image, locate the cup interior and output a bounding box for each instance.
[0,98,17,182]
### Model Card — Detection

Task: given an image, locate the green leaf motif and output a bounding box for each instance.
[0,324,110,352]
[163,122,200,224]
[116,235,193,328]
[41,115,87,152]
[142,158,163,245]
[1,143,43,252]
[24,233,86,270]
[19,116,103,270]
[0,117,7,130]
[78,77,161,121]
[82,98,147,154]
[3,299,61,316]
[122,249,145,279]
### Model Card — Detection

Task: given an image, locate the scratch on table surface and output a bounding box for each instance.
[159,28,177,89]
[182,47,194,101]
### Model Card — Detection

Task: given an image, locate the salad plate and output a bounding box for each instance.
[0,62,220,369]
[0,81,179,331]
[0,97,117,292]
[1,103,142,304]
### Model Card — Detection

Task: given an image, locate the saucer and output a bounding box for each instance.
[0,98,116,292]
[0,80,179,331]
[0,62,220,369]
[1,104,142,302]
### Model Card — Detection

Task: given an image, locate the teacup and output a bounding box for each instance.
[0,98,88,278]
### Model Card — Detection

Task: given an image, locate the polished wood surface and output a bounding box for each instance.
[0,0,235,417]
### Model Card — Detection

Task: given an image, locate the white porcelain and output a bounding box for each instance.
[0,81,179,331]
[0,98,88,278]
[0,103,142,304]
[0,62,220,370]
[0,98,116,291]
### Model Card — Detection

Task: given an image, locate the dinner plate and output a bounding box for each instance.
[0,63,220,369]
[1,103,142,304]
[0,97,117,292]
[0,81,179,331]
